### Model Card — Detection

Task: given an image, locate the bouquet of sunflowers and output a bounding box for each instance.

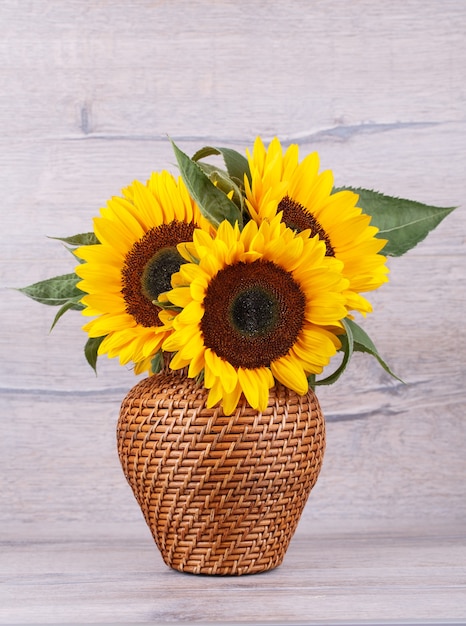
[21,137,454,415]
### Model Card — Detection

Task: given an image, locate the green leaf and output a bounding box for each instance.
[196,162,245,212]
[19,273,85,306]
[345,318,403,382]
[49,232,99,246]
[336,187,456,256]
[170,139,243,228]
[192,146,251,187]
[50,298,84,331]
[150,351,164,374]
[314,319,354,386]
[84,336,105,373]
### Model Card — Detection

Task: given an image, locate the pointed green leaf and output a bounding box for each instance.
[196,162,245,212]
[49,232,99,246]
[19,273,85,306]
[314,318,354,386]
[345,318,403,382]
[50,298,84,331]
[336,187,456,256]
[150,351,164,374]
[84,336,105,373]
[192,146,251,186]
[170,139,243,228]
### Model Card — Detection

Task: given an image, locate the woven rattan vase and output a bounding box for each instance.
[117,368,325,575]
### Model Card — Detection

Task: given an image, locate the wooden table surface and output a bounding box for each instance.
[1,1,465,623]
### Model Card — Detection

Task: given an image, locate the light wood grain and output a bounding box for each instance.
[1,0,465,623]
[2,520,466,624]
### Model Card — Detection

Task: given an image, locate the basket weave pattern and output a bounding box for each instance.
[117,370,325,575]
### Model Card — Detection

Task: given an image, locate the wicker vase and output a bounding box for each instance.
[117,367,325,575]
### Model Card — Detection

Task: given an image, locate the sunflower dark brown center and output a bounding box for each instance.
[278,195,335,256]
[121,221,195,327]
[201,259,306,368]
[141,247,183,302]
[231,287,277,336]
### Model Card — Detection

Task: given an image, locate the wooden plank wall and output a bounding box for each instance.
[1,0,465,623]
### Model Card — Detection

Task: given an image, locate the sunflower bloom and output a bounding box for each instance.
[245,137,389,315]
[75,171,213,373]
[162,217,349,415]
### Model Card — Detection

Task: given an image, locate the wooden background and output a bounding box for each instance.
[1,0,465,623]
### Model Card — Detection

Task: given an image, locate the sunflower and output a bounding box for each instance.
[244,137,389,315]
[74,171,213,373]
[161,217,349,415]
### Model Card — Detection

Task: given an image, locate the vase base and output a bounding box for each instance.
[161,533,288,576]
[168,559,283,576]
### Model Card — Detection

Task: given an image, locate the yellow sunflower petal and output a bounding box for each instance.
[204,349,238,393]
[142,332,168,358]
[134,356,154,375]
[271,355,309,396]
[176,331,205,361]
[221,382,243,416]
[169,349,191,371]
[167,286,195,308]
[162,322,199,352]
[206,378,223,409]
[187,349,206,378]
[132,179,166,225]
[237,367,270,412]
[177,300,204,325]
